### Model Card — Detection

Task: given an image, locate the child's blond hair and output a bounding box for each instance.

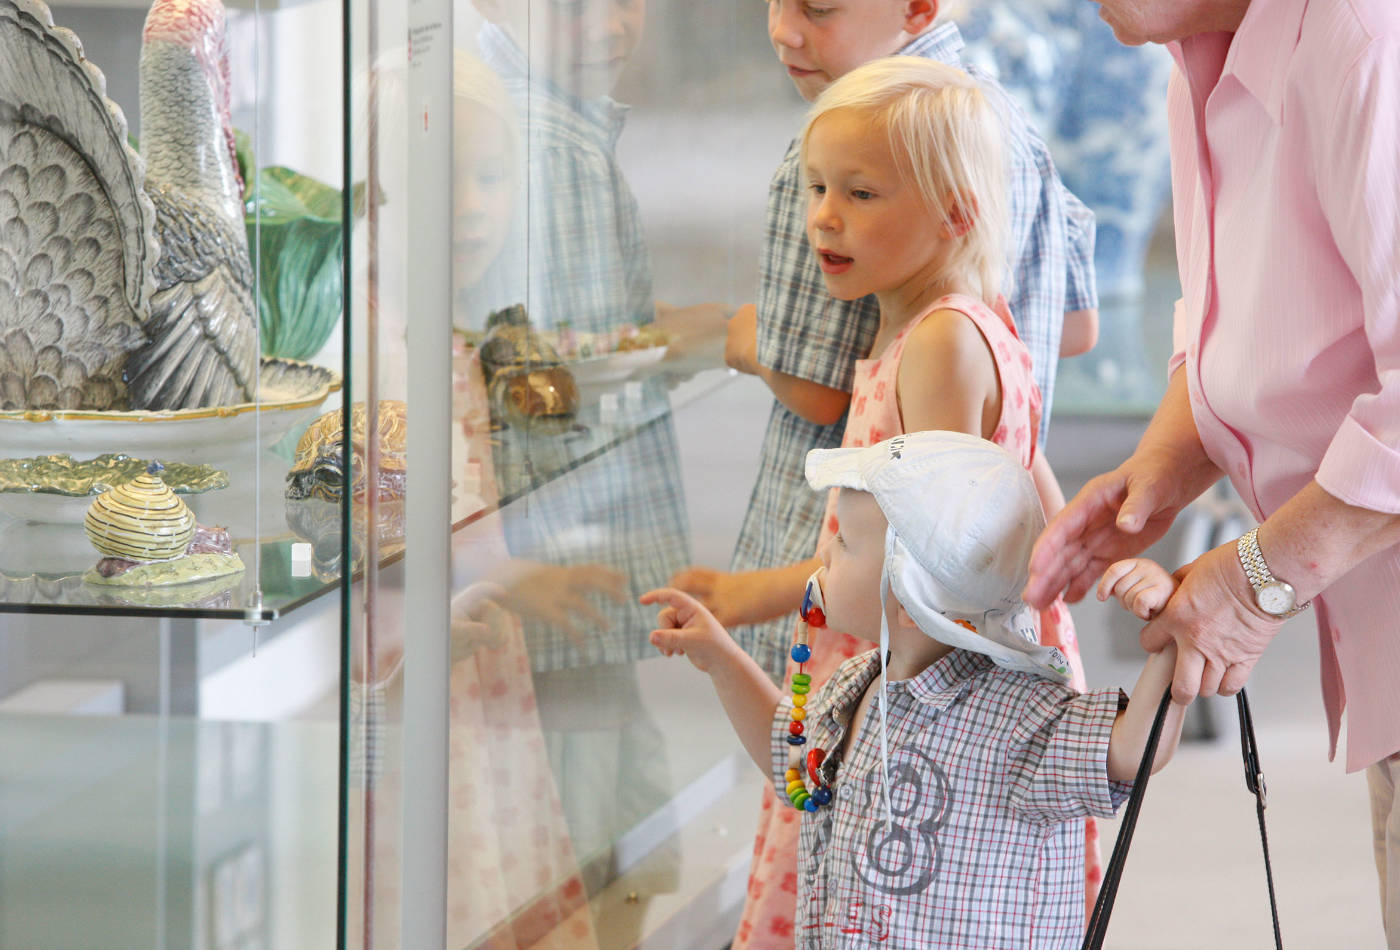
[799,57,1008,306]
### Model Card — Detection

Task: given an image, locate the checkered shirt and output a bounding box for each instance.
[732,24,1096,681]
[770,650,1129,949]
[476,27,692,672]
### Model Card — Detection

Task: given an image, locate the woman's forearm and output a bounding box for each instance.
[1256,481,1400,605]
[1135,369,1223,501]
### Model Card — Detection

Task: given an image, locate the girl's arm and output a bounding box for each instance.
[894,308,1001,437]
[762,369,853,426]
[1107,644,1188,782]
[669,557,819,628]
[1030,450,1067,519]
[641,588,785,774]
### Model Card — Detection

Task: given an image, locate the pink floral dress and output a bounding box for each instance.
[733,294,1100,949]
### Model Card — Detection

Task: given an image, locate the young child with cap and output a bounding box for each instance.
[643,431,1186,947]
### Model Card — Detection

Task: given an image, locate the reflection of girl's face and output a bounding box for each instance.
[453,103,515,289]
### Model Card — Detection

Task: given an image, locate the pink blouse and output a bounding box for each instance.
[1166,0,1400,770]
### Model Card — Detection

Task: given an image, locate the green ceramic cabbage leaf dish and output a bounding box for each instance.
[244,165,345,361]
[0,454,229,497]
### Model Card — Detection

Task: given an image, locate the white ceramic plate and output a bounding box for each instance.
[0,359,341,468]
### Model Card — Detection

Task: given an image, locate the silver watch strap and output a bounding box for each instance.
[1237,527,1310,617]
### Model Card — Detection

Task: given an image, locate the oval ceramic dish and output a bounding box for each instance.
[0,358,341,466]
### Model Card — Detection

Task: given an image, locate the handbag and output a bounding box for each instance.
[1081,687,1284,949]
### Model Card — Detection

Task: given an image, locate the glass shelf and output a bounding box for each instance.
[0,366,736,620]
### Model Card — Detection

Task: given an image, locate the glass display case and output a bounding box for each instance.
[1,1,351,947]
[1,1,1185,948]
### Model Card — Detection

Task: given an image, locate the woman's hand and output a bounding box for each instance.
[1138,541,1284,702]
[1025,453,1194,607]
[1025,370,1221,608]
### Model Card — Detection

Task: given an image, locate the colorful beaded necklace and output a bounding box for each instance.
[784,571,834,812]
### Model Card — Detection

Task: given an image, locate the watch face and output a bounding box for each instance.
[1257,581,1296,617]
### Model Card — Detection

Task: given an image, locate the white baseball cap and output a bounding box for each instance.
[806,431,1070,683]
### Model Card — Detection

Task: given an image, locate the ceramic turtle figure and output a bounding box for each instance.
[285,400,408,503]
[284,400,407,581]
[477,305,579,432]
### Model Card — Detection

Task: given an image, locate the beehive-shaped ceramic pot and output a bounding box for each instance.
[84,463,195,561]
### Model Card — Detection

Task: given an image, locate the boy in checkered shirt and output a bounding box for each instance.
[644,432,1186,948]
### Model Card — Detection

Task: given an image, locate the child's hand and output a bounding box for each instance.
[1098,557,1178,620]
[640,587,738,673]
[669,565,788,627]
[499,562,627,650]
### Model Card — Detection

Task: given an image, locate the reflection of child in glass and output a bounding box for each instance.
[347,52,601,950]
[644,431,1186,947]
[466,0,697,912]
[468,0,726,344]
[464,0,692,670]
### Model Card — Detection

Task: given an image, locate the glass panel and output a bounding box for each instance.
[0,0,1196,946]
[345,0,1194,947]
[0,0,347,946]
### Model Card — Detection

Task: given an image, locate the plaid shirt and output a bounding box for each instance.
[732,23,1096,680]
[476,27,691,672]
[770,650,1129,949]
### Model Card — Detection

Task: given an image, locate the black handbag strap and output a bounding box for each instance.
[1237,688,1285,948]
[1081,686,1283,950]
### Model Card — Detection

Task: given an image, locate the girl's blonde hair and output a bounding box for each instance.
[799,57,1008,306]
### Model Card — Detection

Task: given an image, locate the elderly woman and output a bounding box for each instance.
[1022,0,1400,942]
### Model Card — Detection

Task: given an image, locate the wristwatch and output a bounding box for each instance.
[1236,527,1310,618]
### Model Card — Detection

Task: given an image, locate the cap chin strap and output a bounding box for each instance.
[877,563,894,826]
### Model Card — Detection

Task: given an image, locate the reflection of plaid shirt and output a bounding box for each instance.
[733,23,1096,681]
[771,650,1128,949]
[476,27,691,672]
[473,25,653,332]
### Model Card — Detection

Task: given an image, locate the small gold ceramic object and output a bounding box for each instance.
[477,305,579,432]
[84,461,196,561]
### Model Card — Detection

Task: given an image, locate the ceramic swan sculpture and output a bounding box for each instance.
[123,0,258,410]
[0,0,160,411]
